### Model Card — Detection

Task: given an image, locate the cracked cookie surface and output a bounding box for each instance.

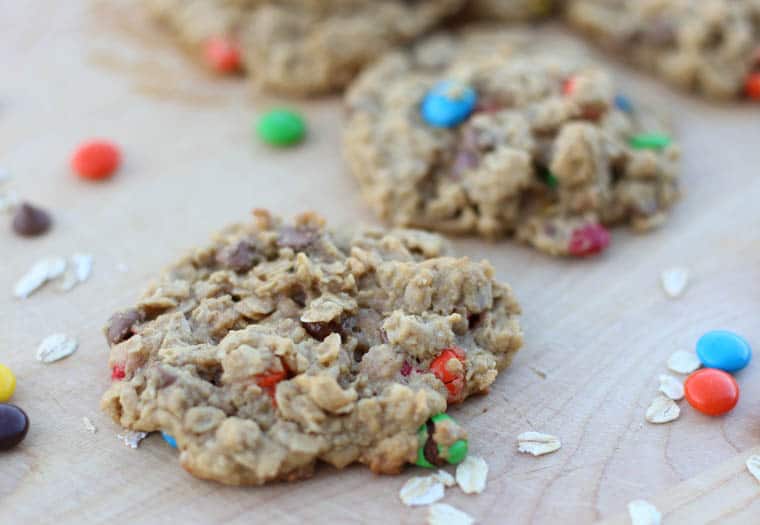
[566,0,760,99]
[344,28,681,256]
[465,0,555,21]
[101,210,522,485]
[143,0,466,95]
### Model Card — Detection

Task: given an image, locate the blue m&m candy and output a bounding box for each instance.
[161,431,178,449]
[421,80,477,128]
[696,330,752,373]
[614,94,633,113]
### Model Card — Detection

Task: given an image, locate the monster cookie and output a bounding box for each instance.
[465,0,555,21]
[144,0,466,95]
[566,0,760,100]
[101,210,522,485]
[344,29,681,256]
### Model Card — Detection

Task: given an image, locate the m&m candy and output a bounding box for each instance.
[430,347,466,404]
[70,140,121,181]
[415,413,468,468]
[421,80,478,128]
[0,364,16,403]
[0,404,29,450]
[614,94,634,113]
[568,223,610,257]
[203,37,241,74]
[745,72,760,101]
[161,431,178,449]
[696,330,751,373]
[629,133,672,150]
[256,109,307,147]
[684,368,739,416]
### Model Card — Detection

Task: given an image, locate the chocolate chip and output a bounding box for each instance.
[0,404,29,450]
[277,226,318,251]
[301,319,343,341]
[422,420,444,466]
[12,202,51,237]
[216,241,258,273]
[106,309,142,346]
[467,312,482,329]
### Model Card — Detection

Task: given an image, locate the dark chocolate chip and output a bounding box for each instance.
[467,312,482,329]
[12,202,51,237]
[106,309,142,346]
[0,404,29,450]
[277,226,318,251]
[216,241,258,273]
[301,319,343,342]
[422,420,443,466]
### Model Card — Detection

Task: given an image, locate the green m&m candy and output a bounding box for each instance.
[629,133,671,150]
[414,413,469,468]
[256,109,306,147]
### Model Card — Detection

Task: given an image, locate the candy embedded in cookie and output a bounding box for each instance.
[100,210,522,485]
[344,28,681,257]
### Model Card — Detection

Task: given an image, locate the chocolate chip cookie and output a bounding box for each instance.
[144,0,466,95]
[101,210,522,485]
[465,0,556,21]
[344,28,681,256]
[566,0,760,100]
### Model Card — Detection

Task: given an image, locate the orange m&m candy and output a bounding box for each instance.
[71,140,121,180]
[430,347,466,404]
[684,368,739,416]
[203,37,241,74]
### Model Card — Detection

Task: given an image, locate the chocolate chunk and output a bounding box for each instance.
[106,309,142,346]
[467,312,482,329]
[422,420,443,466]
[0,404,29,450]
[12,202,51,237]
[277,226,318,251]
[216,241,258,273]
[301,320,343,342]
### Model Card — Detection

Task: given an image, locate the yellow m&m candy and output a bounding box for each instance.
[0,364,17,402]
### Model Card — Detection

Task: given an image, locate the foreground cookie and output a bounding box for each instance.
[344,29,680,256]
[101,211,522,485]
[566,0,760,100]
[144,0,465,95]
[465,0,555,21]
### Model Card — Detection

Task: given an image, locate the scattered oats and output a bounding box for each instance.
[428,503,475,525]
[82,417,97,434]
[645,395,680,424]
[399,476,445,507]
[14,257,67,298]
[59,253,93,291]
[627,500,661,525]
[117,263,129,273]
[455,456,488,494]
[117,430,148,449]
[0,190,19,213]
[658,374,685,401]
[667,350,701,374]
[745,455,760,483]
[660,267,689,299]
[517,432,562,456]
[529,366,547,379]
[432,469,456,487]
[36,333,78,363]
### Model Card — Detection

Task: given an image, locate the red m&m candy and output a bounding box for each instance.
[745,73,760,101]
[203,37,241,74]
[71,140,121,180]
[568,223,610,257]
[684,368,739,416]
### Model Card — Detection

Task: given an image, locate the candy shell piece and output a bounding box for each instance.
[0,364,16,402]
[696,330,751,372]
[421,80,477,128]
[684,368,739,416]
[161,431,178,449]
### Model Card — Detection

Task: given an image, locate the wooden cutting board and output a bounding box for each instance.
[1,2,758,523]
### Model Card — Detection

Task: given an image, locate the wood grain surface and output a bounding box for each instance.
[1,2,759,524]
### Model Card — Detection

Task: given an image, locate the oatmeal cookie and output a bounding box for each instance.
[101,210,522,485]
[566,0,760,100]
[143,0,466,95]
[465,0,556,21]
[344,28,680,256]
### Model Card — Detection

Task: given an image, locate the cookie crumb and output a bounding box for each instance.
[658,374,684,401]
[14,257,67,299]
[517,432,561,456]
[645,395,680,424]
[745,455,760,483]
[82,417,97,434]
[399,475,445,507]
[667,350,701,374]
[455,456,488,494]
[428,503,475,525]
[627,499,661,525]
[117,430,148,449]
[661,267,689,298]
[36,333,78,363]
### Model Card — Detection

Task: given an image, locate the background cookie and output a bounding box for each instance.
[344,28,681,256]
[143,0,466,95]
[101,210,522,485]
[464,0,555,21]
[565,0,760,100]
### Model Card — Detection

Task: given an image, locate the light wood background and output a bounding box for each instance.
[1,2,758,524]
